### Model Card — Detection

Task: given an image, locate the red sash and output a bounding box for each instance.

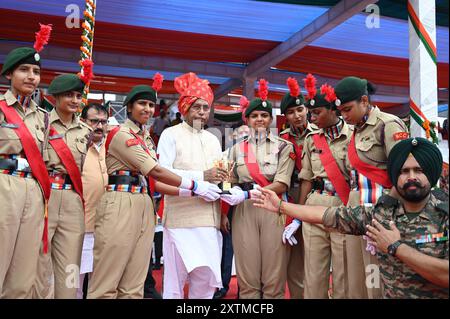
[312,134,350,205]
[105,126,157,213]
[0,100,51,252]
[348,133,392,188]
[239,140,271,187]
[48,126,84,205]
[239,140,292,226]
[105,126,120,155]
[280,133,303,171]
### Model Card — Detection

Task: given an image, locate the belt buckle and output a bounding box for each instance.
[139,175,148,188]
[17,157,31,172]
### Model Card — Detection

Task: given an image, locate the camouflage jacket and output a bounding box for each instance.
[323,193,449,299]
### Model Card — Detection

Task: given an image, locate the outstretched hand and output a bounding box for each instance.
[250,186,280,213]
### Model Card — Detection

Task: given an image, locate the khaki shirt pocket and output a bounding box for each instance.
[76,140,88,155]
[355,134,379,152]
[310,151,323,174]
[0,125,22,154]
[261,153,278,176]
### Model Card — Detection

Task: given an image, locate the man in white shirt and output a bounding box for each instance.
[157,72,227,299]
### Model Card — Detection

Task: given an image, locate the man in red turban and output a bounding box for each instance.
[157,72,228,299]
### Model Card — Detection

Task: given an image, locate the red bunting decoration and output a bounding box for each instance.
[79,59,94,84]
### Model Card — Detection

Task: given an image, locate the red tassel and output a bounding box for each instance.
[33,23,52,53]
[79,59,95,84]
[286,77,300,98]
[303,73,317,100]
[258,79,269,101]
[152,72,164,92]
[320,84,337,103]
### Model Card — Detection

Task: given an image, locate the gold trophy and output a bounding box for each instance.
[214,157,235,195]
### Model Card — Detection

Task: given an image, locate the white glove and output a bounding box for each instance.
[193,180,222,202]
[178,188,193,197]
[220,186,247,206]
[282,219,301,246]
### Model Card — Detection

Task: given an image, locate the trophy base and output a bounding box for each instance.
[219,182,232,195]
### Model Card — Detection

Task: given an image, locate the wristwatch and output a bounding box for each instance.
[387,240,403,257]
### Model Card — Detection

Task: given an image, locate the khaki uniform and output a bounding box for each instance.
[280,124,314,299]
[33,109,91,299]
[299,120,352,299]
[323,192,448,299]
[346,107,408,299]
[87,119,156,299]
[0,90,47,298]
[228,133,295,299]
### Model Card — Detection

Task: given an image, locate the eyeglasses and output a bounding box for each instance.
[87,118,108,125]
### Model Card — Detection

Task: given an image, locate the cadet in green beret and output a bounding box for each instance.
[87,80,221,299]
[297,74,353,299]
[0,24,52,298]
[253,137,448,299]
[279,77,315,299]
[334,76,409,299]
[32,73,92,299]
[221,79,295,298]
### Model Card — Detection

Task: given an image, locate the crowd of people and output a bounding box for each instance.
[0,25,448,300]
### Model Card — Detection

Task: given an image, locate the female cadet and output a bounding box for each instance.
[33,72,93,299]
[0,24,52,298]
[334,76,409,299]
[278,77,315,298]
[221,79,295,299]
[298,74,352,299]
[87,79,221,299]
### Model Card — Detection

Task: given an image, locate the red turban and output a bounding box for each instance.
[174,72,214,116]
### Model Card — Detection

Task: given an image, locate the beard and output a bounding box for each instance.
[396,181,431,203]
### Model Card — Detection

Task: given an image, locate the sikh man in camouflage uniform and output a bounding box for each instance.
[253,137,448,299]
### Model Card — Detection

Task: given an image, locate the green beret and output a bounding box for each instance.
[387,137,443,186]
[123,85,157,106]
[48,74,84,95]
[280,92,305,114]
[305,93,334,110]
[1,47,41,76]
[244,98,273,118]
[334,76,376,106]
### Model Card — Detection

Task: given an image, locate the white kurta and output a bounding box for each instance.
[157,122,223,298]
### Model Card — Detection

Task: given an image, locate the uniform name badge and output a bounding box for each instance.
[214,158,235,195]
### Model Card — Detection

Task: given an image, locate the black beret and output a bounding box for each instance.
[244,98,273,117]
[123,85,157,106]
[48,74,84,95]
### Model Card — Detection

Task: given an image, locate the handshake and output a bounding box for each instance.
[179,178,261,205]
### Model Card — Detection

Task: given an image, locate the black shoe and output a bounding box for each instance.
[213,289,228,299]
[144,288,162,299]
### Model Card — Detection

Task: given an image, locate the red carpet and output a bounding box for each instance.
[151,267,298,299]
